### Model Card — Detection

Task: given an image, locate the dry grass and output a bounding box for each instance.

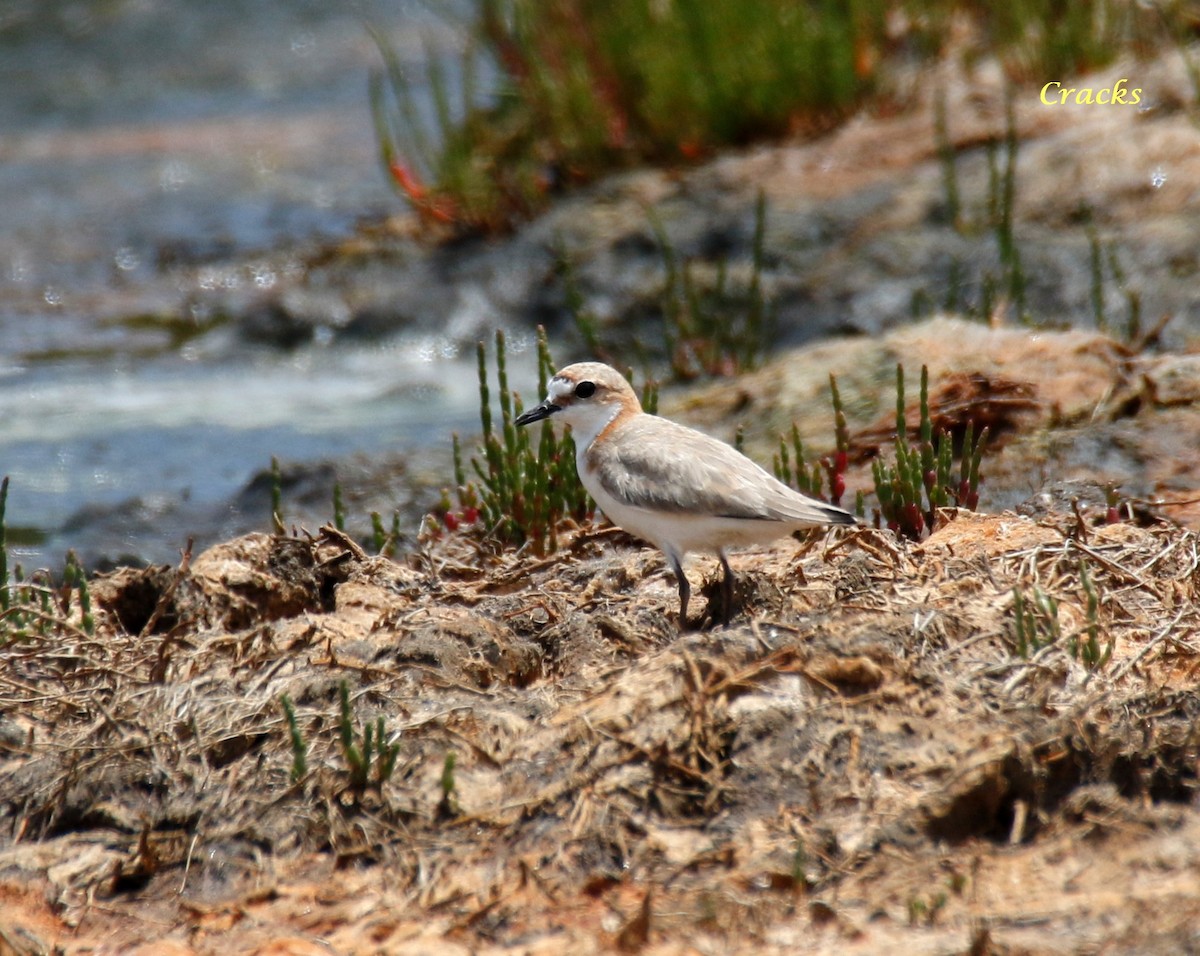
[1,501,1198,952]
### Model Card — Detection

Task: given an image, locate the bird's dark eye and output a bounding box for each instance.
[575,381,596,399]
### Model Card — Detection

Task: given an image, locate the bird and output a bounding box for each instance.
[514,362,857,626]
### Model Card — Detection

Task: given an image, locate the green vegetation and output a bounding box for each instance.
[907,889,949,927]
[280,694,309,783]
[871,365,987,539]
[0,478,99,643]
[438,751,460,818]
[828,374,851,508]
[1087,220,1143,341]
[976,0,1172,81]
[270,456,284,534]
[558,243,610,366]
[775,422,826,501]
[1072,558,1114,669]
[372,0,889,231]
[437,327,591,555]
[921,85,1028,325]
[926,79,1153,337]
[791,840,812,892]
[774,365,987,541]
[1010,558,1114,669]
[1012,584,1062,658]
[332,481,346,533]
[934,86,961,229]
[983,89,1026,322]
[62,550,94,636]
[277,682,402,795]
[370,509,403,558]
[558,192,775,384]
[433,326,664,554]
[371,0,1185,234]
[773,374,851,508]
[651,190,775,380]
[338,679,401,796]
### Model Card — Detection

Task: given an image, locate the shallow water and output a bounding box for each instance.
[0,338,493,561]
[0,0,490,568]
[0,0,433,300]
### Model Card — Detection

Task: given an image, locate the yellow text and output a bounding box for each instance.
[1040,79,1142,106]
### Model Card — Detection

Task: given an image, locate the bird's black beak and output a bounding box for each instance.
[514,400,561,427]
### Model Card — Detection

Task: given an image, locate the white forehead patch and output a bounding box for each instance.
[548,376,574,401]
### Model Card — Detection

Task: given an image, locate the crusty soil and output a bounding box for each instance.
[2,452,1198,954]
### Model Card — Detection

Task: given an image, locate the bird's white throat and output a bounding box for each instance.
[563,399,621,457]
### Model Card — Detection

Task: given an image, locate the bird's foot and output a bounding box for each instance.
[698,567,737,627]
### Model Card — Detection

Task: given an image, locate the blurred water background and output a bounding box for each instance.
[0,0,488,569]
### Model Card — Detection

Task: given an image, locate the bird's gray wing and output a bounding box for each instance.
[590,416,847,524]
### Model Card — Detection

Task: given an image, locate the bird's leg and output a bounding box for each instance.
[718,551,735,626]
[670,555,691,628]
